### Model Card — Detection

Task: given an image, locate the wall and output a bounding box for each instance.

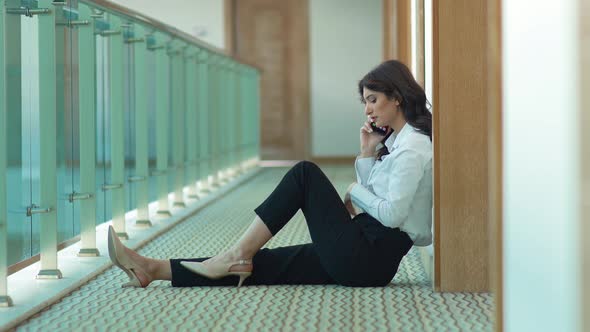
[310,0,383,157]
[110,0,225,49]
[502,0,582,331]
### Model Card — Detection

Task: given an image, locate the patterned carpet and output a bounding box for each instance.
[14,166,493,332]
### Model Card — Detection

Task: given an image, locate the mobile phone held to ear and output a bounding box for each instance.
[371,122,388,136]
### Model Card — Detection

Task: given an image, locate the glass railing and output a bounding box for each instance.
[0,0,260,306]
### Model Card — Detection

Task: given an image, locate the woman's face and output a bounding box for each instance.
[362,87,400,130]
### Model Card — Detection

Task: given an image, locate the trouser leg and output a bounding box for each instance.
[254,161,376,285]
[254,161,354,250]
[170,243,336,287]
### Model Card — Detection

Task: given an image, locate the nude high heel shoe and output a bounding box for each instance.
[180,259,252,287]
[107,225,150,288]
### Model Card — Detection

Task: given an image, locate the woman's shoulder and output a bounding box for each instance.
[404,130,432,152]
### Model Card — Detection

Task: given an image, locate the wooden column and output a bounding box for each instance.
[383,0,411,66]
[383,0,396,60]
[433,0,489,292]
[396,0,411,66]
[414,0,425,87]
[224,0,235,55]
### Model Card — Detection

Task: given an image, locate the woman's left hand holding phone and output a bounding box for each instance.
[360,118,386,158]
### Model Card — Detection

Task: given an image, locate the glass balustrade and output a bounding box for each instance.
[0,0,260,306]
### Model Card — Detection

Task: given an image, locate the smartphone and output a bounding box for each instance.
[370,122,388,136]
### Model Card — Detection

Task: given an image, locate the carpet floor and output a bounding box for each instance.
[15,166,493,332]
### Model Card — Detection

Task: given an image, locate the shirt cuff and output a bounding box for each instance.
[354,157,375,185]
[349,183,379,215]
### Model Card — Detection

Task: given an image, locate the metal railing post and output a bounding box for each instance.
[196,50,211,194]
[208,54,221,188]
[77,3,99,256]
[107,14,128,239]
[130,24,151,227]
[170,42,186,208]
[36,0,63,279]
[185,48,199,199]
[153,34,171,217]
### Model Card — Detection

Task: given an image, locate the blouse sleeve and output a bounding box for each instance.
[350,149,425,228]
[354,156,375,186]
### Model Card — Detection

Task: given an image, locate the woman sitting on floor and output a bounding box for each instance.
[108,59,433,288]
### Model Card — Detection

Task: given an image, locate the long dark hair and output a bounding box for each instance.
[358,60,432,160]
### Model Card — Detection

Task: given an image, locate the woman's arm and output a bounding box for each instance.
[344,182,361,216]
[355,157,375,186]
[355,120,381,185]
[349,149,425,228]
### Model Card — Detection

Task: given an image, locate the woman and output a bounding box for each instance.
[108,60,433,288]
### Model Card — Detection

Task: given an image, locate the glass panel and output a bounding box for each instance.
[11,15,41,260]
[6,11,32,266]
[56,3,76,243]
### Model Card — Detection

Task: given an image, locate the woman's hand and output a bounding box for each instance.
[344,182,359,217]
[360,119,384,158]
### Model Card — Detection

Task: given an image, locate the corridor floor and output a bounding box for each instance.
[14,166,493,331]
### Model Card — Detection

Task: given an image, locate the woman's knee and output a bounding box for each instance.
[293,160,322,176]
[294,160,317,170]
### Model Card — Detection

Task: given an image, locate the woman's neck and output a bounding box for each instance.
[391,118,407,135]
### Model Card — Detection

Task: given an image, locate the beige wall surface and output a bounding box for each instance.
[310,0,383,157]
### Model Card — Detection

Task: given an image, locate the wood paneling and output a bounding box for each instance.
[224,0,235,55]
[414,0,425,87]
[487,0,503,330]
[396,0,412,67]
[433,0,489,292]
[383,0,411,65]
[580,0,590,329]
[233,0,310,160]
[383,0,396,60]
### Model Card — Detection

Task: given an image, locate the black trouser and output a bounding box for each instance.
[170,161,413,287]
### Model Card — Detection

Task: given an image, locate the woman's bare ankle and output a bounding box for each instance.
[228,247,253,262]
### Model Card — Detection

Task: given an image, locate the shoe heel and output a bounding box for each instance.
[122,278,142,288]
[235,272,251,287]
